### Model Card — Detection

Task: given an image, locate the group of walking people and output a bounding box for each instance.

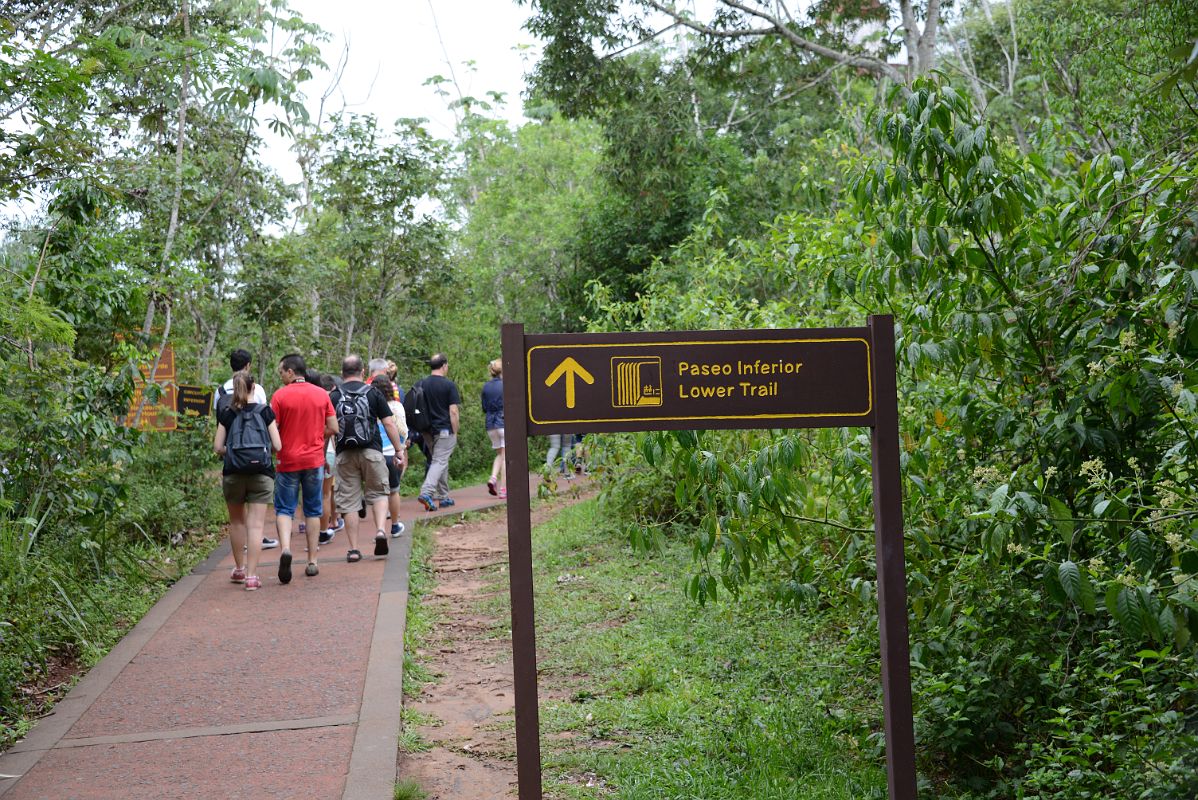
[213,348,505,591]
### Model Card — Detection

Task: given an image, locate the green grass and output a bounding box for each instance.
[402,524,438,699]
[496,498,889,800]
[393,777,429,800]
[397,728,433,754]
[398,707,440,754]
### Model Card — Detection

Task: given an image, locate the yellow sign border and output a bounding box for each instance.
[527,337,873,425]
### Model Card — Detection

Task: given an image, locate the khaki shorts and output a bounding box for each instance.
[334,448,389,513]
[222,473,274,505]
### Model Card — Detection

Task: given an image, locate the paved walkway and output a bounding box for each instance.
[0,476,545,800]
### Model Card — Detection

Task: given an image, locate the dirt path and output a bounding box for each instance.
[399,501,578,800]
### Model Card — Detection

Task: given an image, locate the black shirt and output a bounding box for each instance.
[418,374,461,432]
[329,381,393,453]
[217,403,276,477]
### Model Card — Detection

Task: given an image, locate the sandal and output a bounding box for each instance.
[305,562,319,577]
[346,549,362,563]
[374,531,389,556]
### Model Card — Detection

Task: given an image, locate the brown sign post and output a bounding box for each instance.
[501,316,916,799]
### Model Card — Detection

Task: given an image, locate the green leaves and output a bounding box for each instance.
[1107,584,1144,638]
[1128,530,1156,575]
[1058,561,1097,614]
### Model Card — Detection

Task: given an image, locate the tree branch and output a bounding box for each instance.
[712,60,846,131]
[642,0,906,84]
[600,22,683,60]
[779,512,874,534]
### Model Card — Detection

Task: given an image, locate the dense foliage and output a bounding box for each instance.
[537,1,1198,796]
[3,0,1198,796]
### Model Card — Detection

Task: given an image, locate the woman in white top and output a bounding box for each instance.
[372,375,408,537]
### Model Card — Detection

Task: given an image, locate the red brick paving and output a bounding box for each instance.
[67,557,384,738]
[8,727,352,800]
[0,476,545,800]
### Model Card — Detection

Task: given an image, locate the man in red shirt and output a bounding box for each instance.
[271,353,338,583]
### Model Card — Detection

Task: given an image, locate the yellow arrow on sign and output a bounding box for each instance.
[545,357,595,409]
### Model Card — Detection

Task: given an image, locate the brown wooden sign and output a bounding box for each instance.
[176,384,214,418]
[123,342,177,432]
[526,329,873,431]
[502,317,917,800]
[123,382,177,431]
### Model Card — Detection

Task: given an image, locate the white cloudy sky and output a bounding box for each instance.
[261,0,541,182]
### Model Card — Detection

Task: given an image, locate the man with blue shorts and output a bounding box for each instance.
[271,353,338,582]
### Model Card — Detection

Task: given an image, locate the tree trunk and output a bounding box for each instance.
[899,0,942,78]
[309,287,321,352]
[141,0,191,340]
[344,298,356,357]
[199,318,219,385]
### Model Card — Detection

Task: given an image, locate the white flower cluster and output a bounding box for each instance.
[1080,458,1107,487]
[1115,572,1139,588]
[972,465,1002,487]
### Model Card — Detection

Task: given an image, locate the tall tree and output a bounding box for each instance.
[521,0,941,118]
[307,113,450,358]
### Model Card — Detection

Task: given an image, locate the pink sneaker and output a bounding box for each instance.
[244,575,261,591]
[230,567,246,583]
[498,487,507,498]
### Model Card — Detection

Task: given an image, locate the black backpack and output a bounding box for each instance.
[335,384,375,448]
[213,384,231,418]
[225,404,272,473]
[404,379,433,433]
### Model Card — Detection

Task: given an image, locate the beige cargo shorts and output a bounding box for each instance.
[334,448,389,513]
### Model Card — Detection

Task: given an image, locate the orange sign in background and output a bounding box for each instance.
[123,343,177,431]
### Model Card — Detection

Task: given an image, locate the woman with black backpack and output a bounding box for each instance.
[213,372,282,591]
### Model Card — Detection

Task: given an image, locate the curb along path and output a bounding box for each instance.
[0,479,519,800]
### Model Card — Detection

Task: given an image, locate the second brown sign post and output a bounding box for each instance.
[501,316,916,799]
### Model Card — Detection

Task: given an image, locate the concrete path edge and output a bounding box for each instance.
[342,494,509,799]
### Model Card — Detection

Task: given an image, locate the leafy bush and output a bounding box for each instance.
[585,78,1198,795]
[0,321,222,746]
[112,426,225,543]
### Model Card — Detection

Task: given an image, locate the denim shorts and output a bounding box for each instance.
[274,467,324,518]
